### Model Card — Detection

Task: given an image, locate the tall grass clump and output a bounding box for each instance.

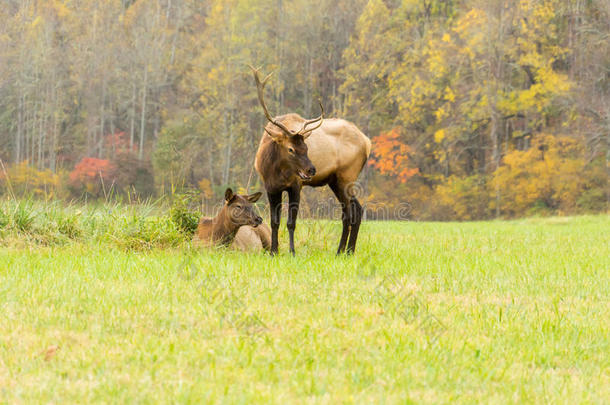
[169,191,200,236]
[0,206,8,228]
[11,201,36,232]
[0,197,192,250]
[55,212,82,239]
[108,206,186,250]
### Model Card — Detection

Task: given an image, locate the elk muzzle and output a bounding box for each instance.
[297,161,316,180]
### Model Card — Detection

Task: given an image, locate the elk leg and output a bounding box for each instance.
[329,180,351,254]
[287,186,301,256]
[268,191,283,255]
[346,197,363,254]
[338,206,351,254]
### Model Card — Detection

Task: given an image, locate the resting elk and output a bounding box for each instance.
[250,66,371,255]
[193,188,271,252]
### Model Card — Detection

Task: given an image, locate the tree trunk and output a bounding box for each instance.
[100,76,106,158]
[130,80,136,151]
[16,92,23,163]
[275,0,284,112]
[222,109,233,186]
[490,110,501,218]
[139,66,148,160]
[304,54,313,117]
[37,106,43,168]
[207,138,215,187]
[51,96,58,172]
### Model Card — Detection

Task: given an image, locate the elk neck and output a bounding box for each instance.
[257,135,299,193]
[210,205,241,246]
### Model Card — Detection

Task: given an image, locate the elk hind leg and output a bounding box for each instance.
[346,197,363,254]
[330,179,352,254]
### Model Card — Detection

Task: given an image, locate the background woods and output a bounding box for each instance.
[0,0,608,219]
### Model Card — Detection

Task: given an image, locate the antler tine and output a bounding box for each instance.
[248,65,294,136]
[299,100,325,138]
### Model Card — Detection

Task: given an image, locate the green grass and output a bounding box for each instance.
[0,202,608,403]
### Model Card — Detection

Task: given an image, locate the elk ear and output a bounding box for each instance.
[224,188,235,203]
[246,191,262,203]
[265,126,287,143]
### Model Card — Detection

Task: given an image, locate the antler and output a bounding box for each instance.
[249,65,294,137]
[249,65,325,139]
[298,101,324,139]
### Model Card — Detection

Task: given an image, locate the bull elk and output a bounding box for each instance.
[193,188,271,252]
[250,66,371,255]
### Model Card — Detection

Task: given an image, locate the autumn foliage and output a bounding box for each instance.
[0,1,607,219]
[490,135,586,216]
[369,129,419,183]
[346,0,608,219]
[69,157,115,197]
[0,161,64,199]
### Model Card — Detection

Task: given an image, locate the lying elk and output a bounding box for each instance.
[193,188,271,252]
[250,66,371,255]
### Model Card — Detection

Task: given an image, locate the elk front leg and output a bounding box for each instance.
[268,191,283,255]
[287,186,301,256]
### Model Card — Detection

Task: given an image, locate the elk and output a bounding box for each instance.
[193,188,271,252]
[250,66,371,255]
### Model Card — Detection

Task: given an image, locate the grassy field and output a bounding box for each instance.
[0,201,608,403]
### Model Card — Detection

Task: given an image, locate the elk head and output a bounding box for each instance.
[224,188,263,227]
[249,65,324,181]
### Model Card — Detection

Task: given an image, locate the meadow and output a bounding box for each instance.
[0,200,608,403]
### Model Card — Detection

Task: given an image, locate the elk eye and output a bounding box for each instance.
[288,147,295,154]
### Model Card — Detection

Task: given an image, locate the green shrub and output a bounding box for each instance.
[169,192,200,236]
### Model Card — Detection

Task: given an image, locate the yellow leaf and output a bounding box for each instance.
[444,87,455,102]
[434,129,445,143]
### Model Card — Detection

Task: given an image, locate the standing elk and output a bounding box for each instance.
[250,66,371,255]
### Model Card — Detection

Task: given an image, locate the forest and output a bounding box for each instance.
[0,0,608,220]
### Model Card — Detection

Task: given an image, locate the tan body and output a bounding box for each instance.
[255,115,371,189]
[233,224,271,252]
[194,217,271,252]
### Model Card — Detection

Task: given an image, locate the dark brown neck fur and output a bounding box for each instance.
[257,135,298,193]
